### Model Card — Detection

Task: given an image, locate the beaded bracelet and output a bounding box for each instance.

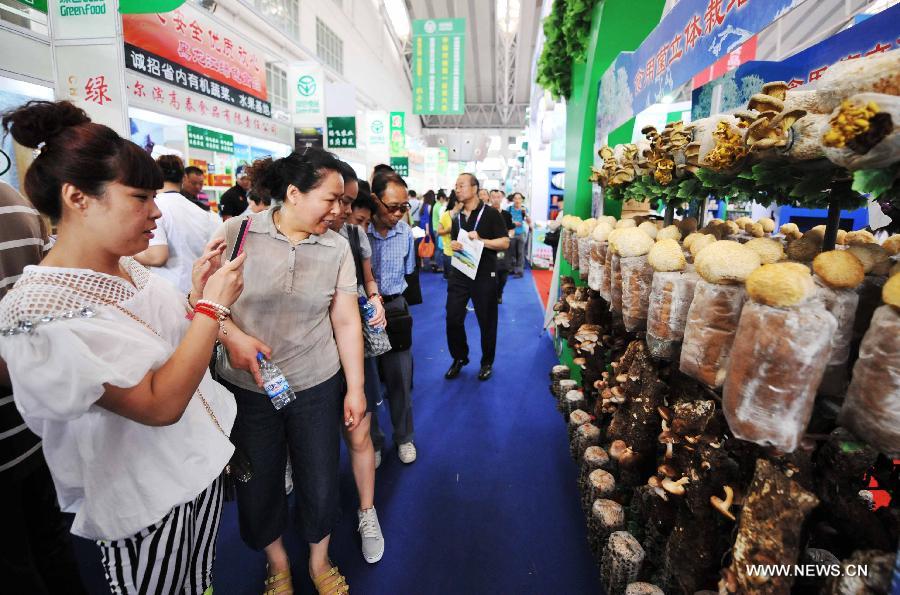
[196,299,230,317]
[193,306,219,324]
[192,301,230,335]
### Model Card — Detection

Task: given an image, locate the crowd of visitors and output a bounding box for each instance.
[0,99,532,594]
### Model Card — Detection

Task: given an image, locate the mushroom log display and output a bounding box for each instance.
[550,215,900,594]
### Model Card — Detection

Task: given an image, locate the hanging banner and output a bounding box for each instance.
[327,116,357,149]
[295,127,324,150]
[122,2,270,117]
[288,62,325,125]
[126,72,294,145]
[390,156,409,177]
[56,43,127,133]
[437,146,449,176]
[50,0,127,134]
[51,0,115,39]
[597,0,807,139]
[389,111,406,156]
[691,35,758,89]
[412,18,465,115]
[366,111,388,146]
[692,3,900,119]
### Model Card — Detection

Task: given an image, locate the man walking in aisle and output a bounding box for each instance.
[508,192,531,277]
[445,173,510,381]
[490,191,516,304]
[368,172,419,464]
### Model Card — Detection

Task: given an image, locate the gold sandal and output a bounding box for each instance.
[312,563,349,595]
[263,567,293,595]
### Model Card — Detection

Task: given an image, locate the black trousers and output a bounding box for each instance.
[446,268,499,366]
[496,270,509,298]
[0,455,87,595]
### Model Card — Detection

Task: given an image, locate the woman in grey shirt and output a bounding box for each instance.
[213,148,365,595]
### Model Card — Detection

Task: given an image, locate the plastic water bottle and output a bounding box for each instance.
[257,352,296,410]
[358,296,385,333]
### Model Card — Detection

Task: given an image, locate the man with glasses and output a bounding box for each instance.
[445,173,510,381]
[367,172,418,464]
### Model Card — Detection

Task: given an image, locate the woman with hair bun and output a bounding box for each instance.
[0,100,246,594]
[212,147,365,595]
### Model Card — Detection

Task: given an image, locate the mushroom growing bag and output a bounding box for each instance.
[589,240,609,295]
[578,237,592,281]
[609,252,623,313]
[619,255,654,331]
[646,268,700,360]
[723,301,837,452]
[679,280,746,387]
[602,241,614,302]
[693,115,748,174]
[821,93,900,171]
[839,305,900,457]
[816,281,860,397]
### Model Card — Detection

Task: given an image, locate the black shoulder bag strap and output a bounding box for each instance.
[347,225,365,289]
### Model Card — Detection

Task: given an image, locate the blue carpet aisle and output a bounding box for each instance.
[72,269,600,594]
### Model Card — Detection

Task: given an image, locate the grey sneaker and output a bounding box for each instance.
[358,507,385,563]
[398,442,417,464]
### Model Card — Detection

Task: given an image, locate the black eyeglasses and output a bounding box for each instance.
[377,196,410,213]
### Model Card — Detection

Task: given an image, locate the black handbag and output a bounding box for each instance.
[384,301,413,352]
[403,270,423,305]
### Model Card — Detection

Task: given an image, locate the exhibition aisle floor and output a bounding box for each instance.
[72,269,600,594]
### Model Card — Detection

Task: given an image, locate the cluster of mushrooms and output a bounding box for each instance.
[590,50,900,193]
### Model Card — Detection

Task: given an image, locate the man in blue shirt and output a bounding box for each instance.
[508,192,531,277]
[367,172,418,464]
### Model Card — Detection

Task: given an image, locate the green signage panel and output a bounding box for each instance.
[187,125,234,154]
[14,0,48,13]
[412,18,466,115]
[389,111,406,157]
[437,147,448,175]
[390,156,409,178]
[327,116,357,149]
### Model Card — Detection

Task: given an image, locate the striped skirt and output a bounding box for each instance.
[97,476,224,595]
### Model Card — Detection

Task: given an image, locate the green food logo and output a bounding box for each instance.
[296,75,316,97]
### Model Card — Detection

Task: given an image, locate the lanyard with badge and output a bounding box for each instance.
[458,204,485,233]
[452,205,485,280]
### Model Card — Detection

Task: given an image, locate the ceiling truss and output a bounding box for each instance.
[419,102,529,129]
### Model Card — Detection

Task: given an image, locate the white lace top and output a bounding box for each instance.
[0,258,235,541]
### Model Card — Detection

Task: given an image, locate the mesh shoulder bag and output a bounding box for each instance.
[347,226,391,358]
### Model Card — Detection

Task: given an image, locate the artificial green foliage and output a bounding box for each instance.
[536,0,599,99]
[853,165,899,200]
[536,0,570,99]
[562,0,596,63]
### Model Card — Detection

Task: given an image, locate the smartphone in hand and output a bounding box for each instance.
[230,219,251,261]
